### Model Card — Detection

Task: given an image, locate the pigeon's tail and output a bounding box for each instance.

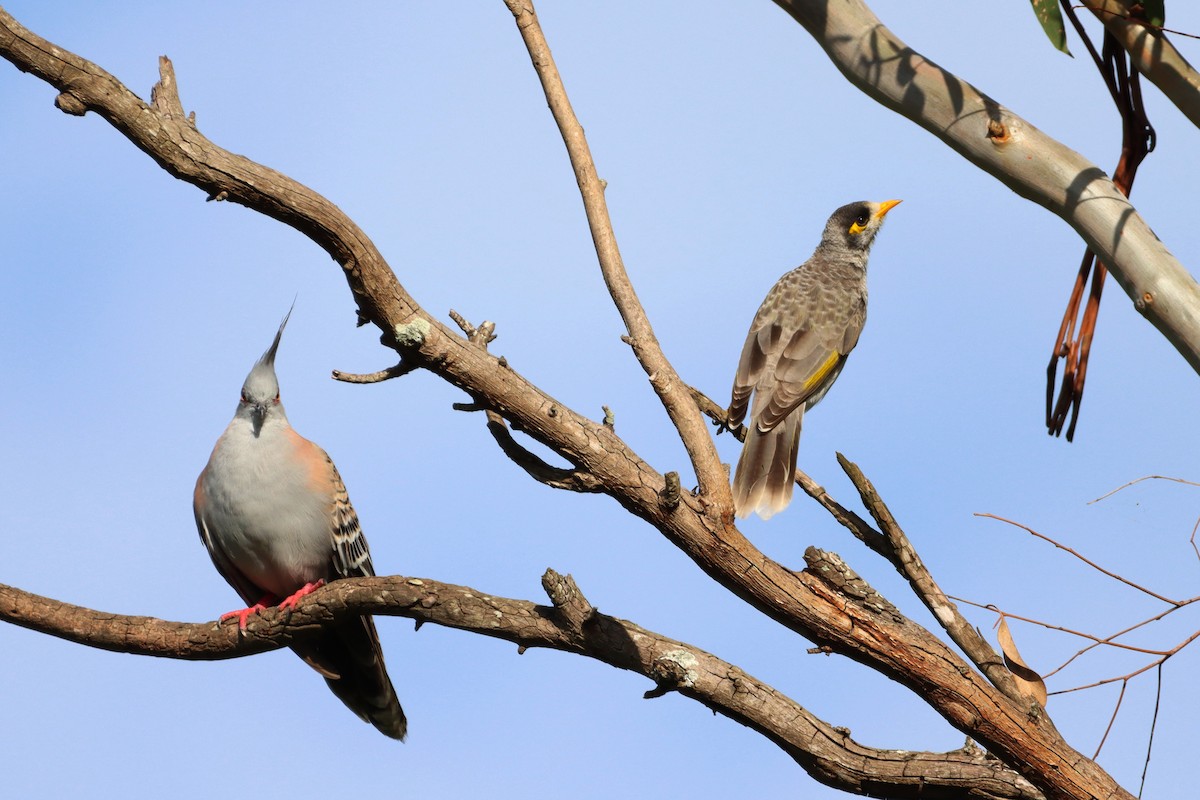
[296,615,407,741]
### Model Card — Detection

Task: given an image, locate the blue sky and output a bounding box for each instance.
[3,3,1199,797]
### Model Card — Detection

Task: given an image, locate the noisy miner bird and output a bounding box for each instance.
[193,308,407,739]
[727,199,900,520]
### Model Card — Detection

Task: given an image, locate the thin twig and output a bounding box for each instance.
[1190,515,1200,563]
[951,595,1192,661]
[449,309,497,345]
[795,470,890,556]
[1090,474,1200,503]
[1139,664,1164,797]
[1082,2,1200,41]
[1093,680,1126,759]
[1051,604,1198,677]
[1055,628,1200,694]
[976,513,1182,605]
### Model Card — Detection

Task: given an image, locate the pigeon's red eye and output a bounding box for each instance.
[240,391,249,403]
[274,393,280,404]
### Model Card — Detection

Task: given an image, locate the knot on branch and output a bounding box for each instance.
[803,547,901,620]
[54,91,87,116]
[659,471,681,511]
[541,569,595,638]
[645,648,699,699]
[450,309,498,350]
[149,56,186,117]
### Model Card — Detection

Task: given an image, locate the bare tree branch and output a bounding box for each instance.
[772,0,1200,377]
[0,577,1041,800]
[836,455,1020,703]
[0,8,1140,798]
[448,309,606,492]
[502,0,730,507]
[331,362,420,384]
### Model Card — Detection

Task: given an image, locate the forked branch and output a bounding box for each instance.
[502,0,730,507]
[0,6,1137,798]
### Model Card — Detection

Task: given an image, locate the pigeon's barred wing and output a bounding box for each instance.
[324,452,374,579]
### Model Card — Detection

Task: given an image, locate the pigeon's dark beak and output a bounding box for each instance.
[250,402,269,434]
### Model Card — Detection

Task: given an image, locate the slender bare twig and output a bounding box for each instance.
[502,0,729,507]
[1090,474,1200,503]
[1083,3,1200,40]
[448,309,497,345]
[1049,608,1198,677]
[976,513,1182,605]
[795,470,890,555]
[479,412,604,492]
[952,596,1192,661]
[1140,664,1164,797]
[445,309,604,492]
[1055,628,1200,695]
[1093,680,1127,759]
[1191,515,1200,563]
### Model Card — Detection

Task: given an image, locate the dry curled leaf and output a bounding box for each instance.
[995,615,1048,706]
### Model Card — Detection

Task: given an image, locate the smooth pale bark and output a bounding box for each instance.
[774,0,1200,376]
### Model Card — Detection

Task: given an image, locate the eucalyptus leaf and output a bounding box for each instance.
[1029,0,1072,55]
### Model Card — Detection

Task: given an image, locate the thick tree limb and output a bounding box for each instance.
[0,9,1132,799]
[773,0,1200,377]
[0,577,1041,800]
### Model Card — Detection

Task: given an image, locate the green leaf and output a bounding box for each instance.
[1142,0,1165,30]
[1029,0,1072,55]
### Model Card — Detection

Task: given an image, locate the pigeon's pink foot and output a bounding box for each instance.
[278,580,326,613]
[220,596,274,631]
